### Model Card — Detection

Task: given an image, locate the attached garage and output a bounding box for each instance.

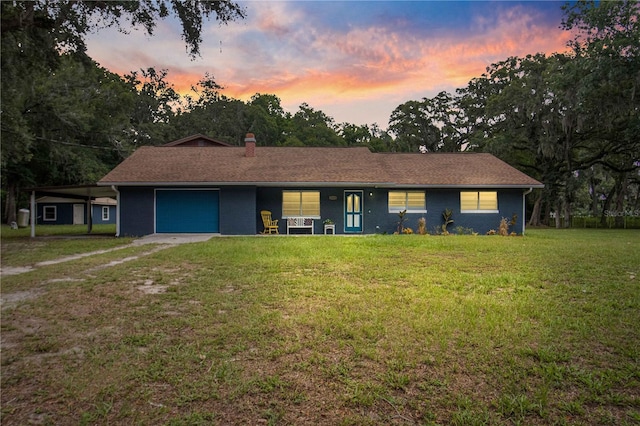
[155,189,219,233]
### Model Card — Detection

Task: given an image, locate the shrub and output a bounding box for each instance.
[396,210,407,234]
[486,229,497,235]
[454,226,476,235]
[442,209,454,234]
[417,217,427,235]
[499,217,509,236]
[403,227,414,234]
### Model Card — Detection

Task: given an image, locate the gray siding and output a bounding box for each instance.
[321,188,525,235]
[257,187,360,234]
[220,186,256,235]
[394,189,524,235]
[119,187,155,236]
[118,186,527,236]
[36,203,81,225]
[92,205,116,224]
[37,203,115,226]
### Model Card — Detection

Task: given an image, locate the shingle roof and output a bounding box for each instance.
[162,134,231,147]
[98,146,543,188]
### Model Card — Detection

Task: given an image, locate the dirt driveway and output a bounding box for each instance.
[0,234,215,310]
[0,234,215,278]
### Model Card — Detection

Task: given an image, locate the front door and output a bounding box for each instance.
[344,191,363,233]
[73,204,84,225]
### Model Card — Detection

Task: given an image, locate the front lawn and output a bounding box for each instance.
[1,230,639,425]
[1,224,130,267]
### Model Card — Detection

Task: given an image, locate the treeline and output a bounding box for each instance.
[1,1,638,227]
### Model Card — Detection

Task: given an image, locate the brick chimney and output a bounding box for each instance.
[245,133,256,157]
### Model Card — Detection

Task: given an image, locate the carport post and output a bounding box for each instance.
[86,197,93,234]
[30,191,36,238]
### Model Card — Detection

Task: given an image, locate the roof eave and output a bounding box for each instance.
[99,181,392,187]
[99,181,544,189]
[381,183,545,189]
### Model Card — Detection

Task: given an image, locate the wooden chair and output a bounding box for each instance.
[261,210,279,234]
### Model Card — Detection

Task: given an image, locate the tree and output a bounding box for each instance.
[1,0,245,223]
[122,68,180,146]
[246,94,287,146]
[458,0,639,228]
[2,56,136,201]
[0,1,245,59]
[284,103,344,147]
[338,123,393,152]
[388,100,441,152]
[561,0,640,226]
[172,74,249,145]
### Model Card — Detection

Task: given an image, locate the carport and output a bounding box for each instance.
[25,185,119,238]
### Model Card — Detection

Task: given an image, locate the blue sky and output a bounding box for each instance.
[85,1,573,129]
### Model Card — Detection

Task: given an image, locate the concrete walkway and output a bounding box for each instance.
[131,233,216,245]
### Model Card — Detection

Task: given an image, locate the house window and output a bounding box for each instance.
[43,206,57,221]
[282,191,320,217]
[102,206,109,221]
[460,191,498,212]
[388,191,426,213]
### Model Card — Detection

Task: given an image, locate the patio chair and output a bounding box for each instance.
[261,210,279,234]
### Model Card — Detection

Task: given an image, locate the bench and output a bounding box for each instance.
[286,217,314,234]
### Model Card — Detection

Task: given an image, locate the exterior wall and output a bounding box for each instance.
[117,185,526,236]
[454,189,523,234]
[257,187,286,234]
[92,205,117,224]
[119,187,155,236]
[37,202,115,225]
[36,202,88,225]
[256,187,361,234]
[256,187,525,235]
[220,186,257,235]
[386,188,524,235]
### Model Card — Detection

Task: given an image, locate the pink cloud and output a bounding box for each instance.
[85,2,576,127]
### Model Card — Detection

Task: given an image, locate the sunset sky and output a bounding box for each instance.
[85,1,574,129]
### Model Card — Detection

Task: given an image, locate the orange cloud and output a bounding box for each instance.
[85,2,576,127]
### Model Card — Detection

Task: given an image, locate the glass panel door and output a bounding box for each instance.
[344,191,363,233]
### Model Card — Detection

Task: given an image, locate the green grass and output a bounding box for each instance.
[1,224,131,267]
[1,223,117,238]
[1,229,639,425]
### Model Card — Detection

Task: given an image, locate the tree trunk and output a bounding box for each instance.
[614,174,627,228]
[563,199,571,228]
[544,201,552,227]
[528,195,542,226]
[555,201,562,229]
[600,184,616,226]
[4,181,17,224]
[589,177,599,216]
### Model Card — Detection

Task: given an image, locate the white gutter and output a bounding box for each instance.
[111,185,120,237]
[522,187,533,235]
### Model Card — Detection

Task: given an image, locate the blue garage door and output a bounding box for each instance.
[156,190,219,233]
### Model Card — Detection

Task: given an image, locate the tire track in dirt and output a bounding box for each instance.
[0,244,173,311]
[0,234,214,310]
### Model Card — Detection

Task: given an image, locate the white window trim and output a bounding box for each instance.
[388,191,427,214]
[282,190,320,218]
[101,206,110,221]
[388,207,428,214]
[460,209,500,214]
[460,191,498,213]
[43,206,57,221]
